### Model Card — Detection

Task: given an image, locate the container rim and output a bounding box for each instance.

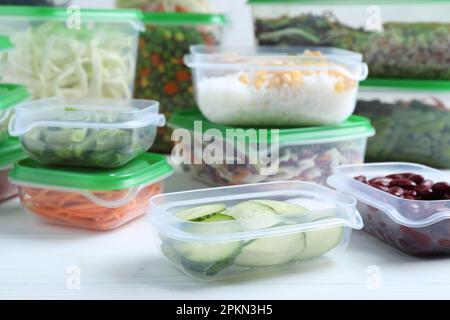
[149,181,363,241]
[9,98,166,137]
[328,162,450,228]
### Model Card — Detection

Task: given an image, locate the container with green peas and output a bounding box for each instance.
[136,12,227,153]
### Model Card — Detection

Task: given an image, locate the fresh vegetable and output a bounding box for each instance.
[21,126,155,168]
[355,98,450,168]
[19,182,162,231]
[254,12,450,80]
[116,0,212,12]
[5,21,137,99]
[162,199,342,277]
[135,23,219,152]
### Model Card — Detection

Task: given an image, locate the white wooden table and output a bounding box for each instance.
[1,165,450,300]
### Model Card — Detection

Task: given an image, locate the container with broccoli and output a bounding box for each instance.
[9,98,166,168]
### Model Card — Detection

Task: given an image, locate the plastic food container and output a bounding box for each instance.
[135,13,226,153]
[10,153,173,230]
[185,45,368,127]
[0,6,144,99]
[356,79,450,168]
[169,108,374,186]
[9,98,165,168]
[0,83,30,144]
[0,35,13,80]
[0,137,27,204]
[116,0,212,12]
[150,181,363,281]
[249,0,450,80]
[328,162,450,256]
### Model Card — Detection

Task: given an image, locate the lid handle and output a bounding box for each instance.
[80,186,143,208]
[358,63,369,81]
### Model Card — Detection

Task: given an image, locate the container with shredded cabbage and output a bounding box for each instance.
[0,6,144,99]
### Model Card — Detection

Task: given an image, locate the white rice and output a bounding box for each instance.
[196,72,358,126]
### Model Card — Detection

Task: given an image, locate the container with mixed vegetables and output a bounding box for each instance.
[135,13,225,153]
[9,98,166,168]
[150,181,363,280]
[0,6,144,99]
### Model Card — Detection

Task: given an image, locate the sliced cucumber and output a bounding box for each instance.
[234,232,306,267]
[172,213,241,275]
[228,201,278,230]
[175,203,226,221]
[252,200,308,215]
[296,227,344,261]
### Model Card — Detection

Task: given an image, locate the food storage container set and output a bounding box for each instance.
[248,0,450,168]
[6,97,171,230]
[174,45,373,187]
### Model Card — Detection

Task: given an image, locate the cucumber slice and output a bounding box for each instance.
[296,227,344,261]
[228,201,278,230]
[252,200,308,215]
[172,213,241,276]
[234,232,306,267]
[175,203,226,221]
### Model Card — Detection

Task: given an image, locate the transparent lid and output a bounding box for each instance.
[149,181,363,241]
[186,45,368,81]
[328,162,450,228]
[9,98,166,136]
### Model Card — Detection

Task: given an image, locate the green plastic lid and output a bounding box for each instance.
[9,153,173,191]
[0,6,144,25]
[248,0,449,4]
[0,137,27,170]
[361,78,450,91]
[0,35,12,51]
[169,108,375,144]
[142,12,227,25]
[0,84,30,111]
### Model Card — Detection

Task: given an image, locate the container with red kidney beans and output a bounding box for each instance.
[0,137,27,204]
[328,162,450,256]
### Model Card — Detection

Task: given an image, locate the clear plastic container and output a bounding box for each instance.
[0,84,30,144]
[0,35,13,80]
[356,79,450,168]
[169,108,374,186]
[184,45,368,127]
[135,13,226,153]
[249,0,450,80]
[149,181,363,281]
[9,98,165,168]
[0,137,27,204]
[9,153,173,230]
[0,6,144,99]
[328,162,450,256]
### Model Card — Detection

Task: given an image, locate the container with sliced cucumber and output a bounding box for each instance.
[9,97,166,168]
[149,181,363,281]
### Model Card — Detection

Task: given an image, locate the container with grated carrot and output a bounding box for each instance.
[9,153,173,230]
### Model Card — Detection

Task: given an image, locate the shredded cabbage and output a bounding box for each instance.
[4,21,136,99]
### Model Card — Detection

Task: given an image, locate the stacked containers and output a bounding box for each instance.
[173,45,373,186]
[134,13,226,153]
[8,97,173,230]
[0,6,144,99]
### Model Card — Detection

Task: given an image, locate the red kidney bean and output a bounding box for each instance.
[409,174,424,184]
[389,178,416,190]
[387,172,414,179]
[420,179,434,188]
[374,185,390,192]
[369,177,392,187]
[389,186,404,197]
[399,226,432,248]
[432,182,450,196]
[416,185,434,200]
[354,175,367,183]
[445,193,450,200]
